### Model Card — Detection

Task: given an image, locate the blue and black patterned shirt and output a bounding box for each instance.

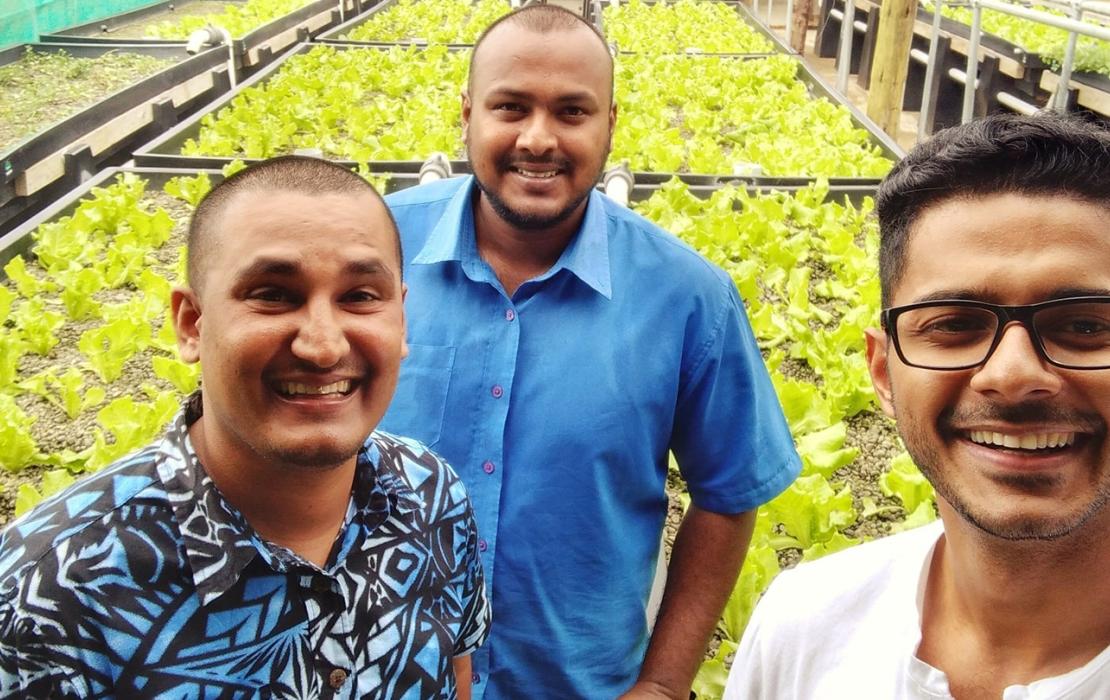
[0,395,490,699]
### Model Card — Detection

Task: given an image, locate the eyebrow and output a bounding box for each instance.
[486,87,598,104]
[235,257,394,281]
[911,287,1110,304]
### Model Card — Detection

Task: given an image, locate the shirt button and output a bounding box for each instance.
[329,669,347,689]
[478,538,488,551]
[505,309,516,321]
[491,385,503,398]
[482,461,495,475]
[472,672,481,684]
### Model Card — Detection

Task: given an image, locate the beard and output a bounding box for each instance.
[894,395,1110,541]
[470,150,607,231]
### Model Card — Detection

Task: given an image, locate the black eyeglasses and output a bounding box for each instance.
[881,296,1110,370]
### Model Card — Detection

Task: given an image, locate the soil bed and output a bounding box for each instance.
[0,49,173,152]
[66,1,245,39]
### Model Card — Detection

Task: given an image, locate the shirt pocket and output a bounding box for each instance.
[385,343,456,449]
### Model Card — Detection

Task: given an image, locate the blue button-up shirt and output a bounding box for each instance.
[383,177,800,699]
[0,394,490,698]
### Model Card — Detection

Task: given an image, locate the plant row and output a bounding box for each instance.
[927,0,1110,77]
[339,0,510,43]
[602,0,773,53]
[146,0,316,39]
[179,44,890,177]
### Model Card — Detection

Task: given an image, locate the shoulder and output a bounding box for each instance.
[385,177,465,211]
[0,445,171,612]
[600,193,736,294]
[725,524,942,697]
[759,522,942,620]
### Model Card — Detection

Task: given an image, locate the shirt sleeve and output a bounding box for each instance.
[447,478,491,656]
[0,596,69,699]
[670,279,801,513]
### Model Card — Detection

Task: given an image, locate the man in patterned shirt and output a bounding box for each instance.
[0,156,490,698]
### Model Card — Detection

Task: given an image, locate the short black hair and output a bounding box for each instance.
[187,156,401,292]
[876,112,1110,307]
[468,4,614,104]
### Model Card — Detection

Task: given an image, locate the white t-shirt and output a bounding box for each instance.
[724,521,1110,699]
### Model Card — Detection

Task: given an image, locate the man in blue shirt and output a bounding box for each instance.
[0,157,489,698]
[381,6,800,699]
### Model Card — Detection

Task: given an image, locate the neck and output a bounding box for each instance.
[188,417,355,568]
[921,501,1110,682]
[473,193,584,297]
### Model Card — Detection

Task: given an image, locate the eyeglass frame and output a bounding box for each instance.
[880,295,1110,371]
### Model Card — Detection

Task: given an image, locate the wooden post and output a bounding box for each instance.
[865,0,917,136]
[791,0,812,53]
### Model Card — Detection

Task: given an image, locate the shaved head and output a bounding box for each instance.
[187,156,401,294]
[469,4,614,104]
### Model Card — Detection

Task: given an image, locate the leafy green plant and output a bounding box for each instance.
[12,298,65,355]
[343,0,510,43]
[604,0,773,54]
[152,355,200,395]
[78,316,150,383]
[14,469,76,518]
[927,0,1110,76]
[0,394,40,471]
[96,392,179,457]
[164,172,212,207]
[146,0,314,39]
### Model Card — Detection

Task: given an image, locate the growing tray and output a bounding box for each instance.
[39,0,358,76]
[1,165,879,272]
[590,0,795,56]
[317,0,512,47]
[0,43,231,236]
[134,43,903,183]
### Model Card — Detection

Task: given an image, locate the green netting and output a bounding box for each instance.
[1,0,160,50]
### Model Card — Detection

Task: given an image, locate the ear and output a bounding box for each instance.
[461,90,472,143]
[865,327,896,419]
[171,287,203,364]
[400,282,409,361]
[608,102,618,147]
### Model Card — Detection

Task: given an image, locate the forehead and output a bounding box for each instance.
[211,188,397,271]
[895,193,1110,305]
[470,23,611,98]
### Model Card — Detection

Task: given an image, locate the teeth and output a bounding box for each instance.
[513,168,558,179]
[279,380,351,396]
[968,430,1076,450]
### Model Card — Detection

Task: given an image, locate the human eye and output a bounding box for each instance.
[903,307,994,346]
[341,288,382,305]
[563,105,587,117]
[494,102,525,114]
[246,287,293,304]
[1038,303,1110,349]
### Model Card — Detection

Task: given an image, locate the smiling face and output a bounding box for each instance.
[463,21,615,233]
[867,193,1110,540]
[172,188,407,473]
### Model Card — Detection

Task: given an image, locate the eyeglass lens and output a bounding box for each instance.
[895,301,1110,368]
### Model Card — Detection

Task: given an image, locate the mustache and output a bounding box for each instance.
[942,401,1105,433]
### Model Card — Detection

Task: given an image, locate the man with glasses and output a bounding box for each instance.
[724,113,1110,698]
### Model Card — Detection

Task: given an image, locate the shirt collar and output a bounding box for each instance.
[413,175,612,299]
[155,392,423,607]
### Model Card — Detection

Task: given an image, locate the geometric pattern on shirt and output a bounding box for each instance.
[0,396,489,699]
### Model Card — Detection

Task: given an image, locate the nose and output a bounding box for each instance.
[516,113,557,156]
[291,299,349,368]
[969,322,1063,400]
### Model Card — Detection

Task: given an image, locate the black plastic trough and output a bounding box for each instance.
[0,42,231,235]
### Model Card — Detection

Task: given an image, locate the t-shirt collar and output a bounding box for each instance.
[412,175,612,299]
